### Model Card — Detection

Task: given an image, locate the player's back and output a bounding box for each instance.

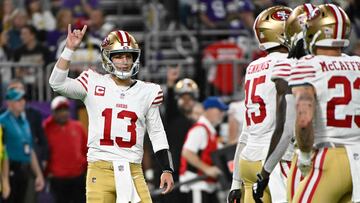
[241,52,288,161]
[290,54,360,145]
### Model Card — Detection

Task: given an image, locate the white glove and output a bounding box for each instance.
[297,150,312,177]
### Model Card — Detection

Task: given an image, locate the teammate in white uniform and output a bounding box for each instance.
[228,6,292,203]
[290,4,360,203]
[49,25,174,203]
[251,4,316,203]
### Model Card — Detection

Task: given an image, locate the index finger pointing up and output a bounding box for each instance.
[68,24,72,34]
[81,25,88,34]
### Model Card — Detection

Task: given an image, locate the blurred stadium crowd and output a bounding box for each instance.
[0,0,359,203]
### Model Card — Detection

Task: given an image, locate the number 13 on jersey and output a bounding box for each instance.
[100,108,138,148]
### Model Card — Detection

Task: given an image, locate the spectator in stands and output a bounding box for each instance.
[0,31,12,103]
[4,80,49,203]
[179,96,228,203]
[26,0,56,43]
[46,8,73,58]
[0,0,15,32]
[88,9,115,39]
[0,88,44,203]
[155,67,200,203]
[5,9,28,52]
[61,0,99,27]
[43,96,87,203]
[13,25,51,100]
[195,0,254,30]
[6,79,49,170]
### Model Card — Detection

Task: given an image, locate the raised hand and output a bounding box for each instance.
[66,24,87,51]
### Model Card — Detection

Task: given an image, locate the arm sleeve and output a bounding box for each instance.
[238,121,248,144]
[49,66,87,100]
[146,106,169,153]
[232,141,246,182]
[263,93,292,173]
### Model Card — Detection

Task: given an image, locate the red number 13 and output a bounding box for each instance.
[100,108,138,148]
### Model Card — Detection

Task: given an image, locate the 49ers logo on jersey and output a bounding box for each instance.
[95,85,106,96]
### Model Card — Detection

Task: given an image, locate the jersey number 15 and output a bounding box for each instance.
[244,75,267,126]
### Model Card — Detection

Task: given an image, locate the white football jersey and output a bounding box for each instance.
[289,54,360,145]
[75,69,168,163]
[240,52,288,161]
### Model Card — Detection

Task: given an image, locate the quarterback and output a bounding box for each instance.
[49,25,174,203]
[291,4,359,203]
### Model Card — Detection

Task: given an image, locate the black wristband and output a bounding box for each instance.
[155,149,174,173]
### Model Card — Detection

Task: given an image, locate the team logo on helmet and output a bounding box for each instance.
[253,6,293,50]
[101,37,111,47]
[272,9,291,21]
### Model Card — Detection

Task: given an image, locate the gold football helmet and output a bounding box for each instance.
[100,30,140,79]
[174,78,199,99]
[305,4,351,54]
[253,6,292,50]
[285,3,316,49]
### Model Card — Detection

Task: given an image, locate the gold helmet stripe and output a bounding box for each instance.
[328,4,345,40]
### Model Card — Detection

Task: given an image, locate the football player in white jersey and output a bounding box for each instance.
[290,4,359,203]
[227,5,292,203]
[49,25,174,203]
[251,4,316,203]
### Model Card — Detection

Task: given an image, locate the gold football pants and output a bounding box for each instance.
[239,158,271,203]
[86,161,152,203]
[287,153,303,202]
[292,148,352,203]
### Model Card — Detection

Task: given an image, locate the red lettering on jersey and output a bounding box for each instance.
[320,60,360,72]
[247,60,270,74]
[116,104,128,109]
[339,61,347,70]
[320,61,328,72]
[95,85,105,96]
